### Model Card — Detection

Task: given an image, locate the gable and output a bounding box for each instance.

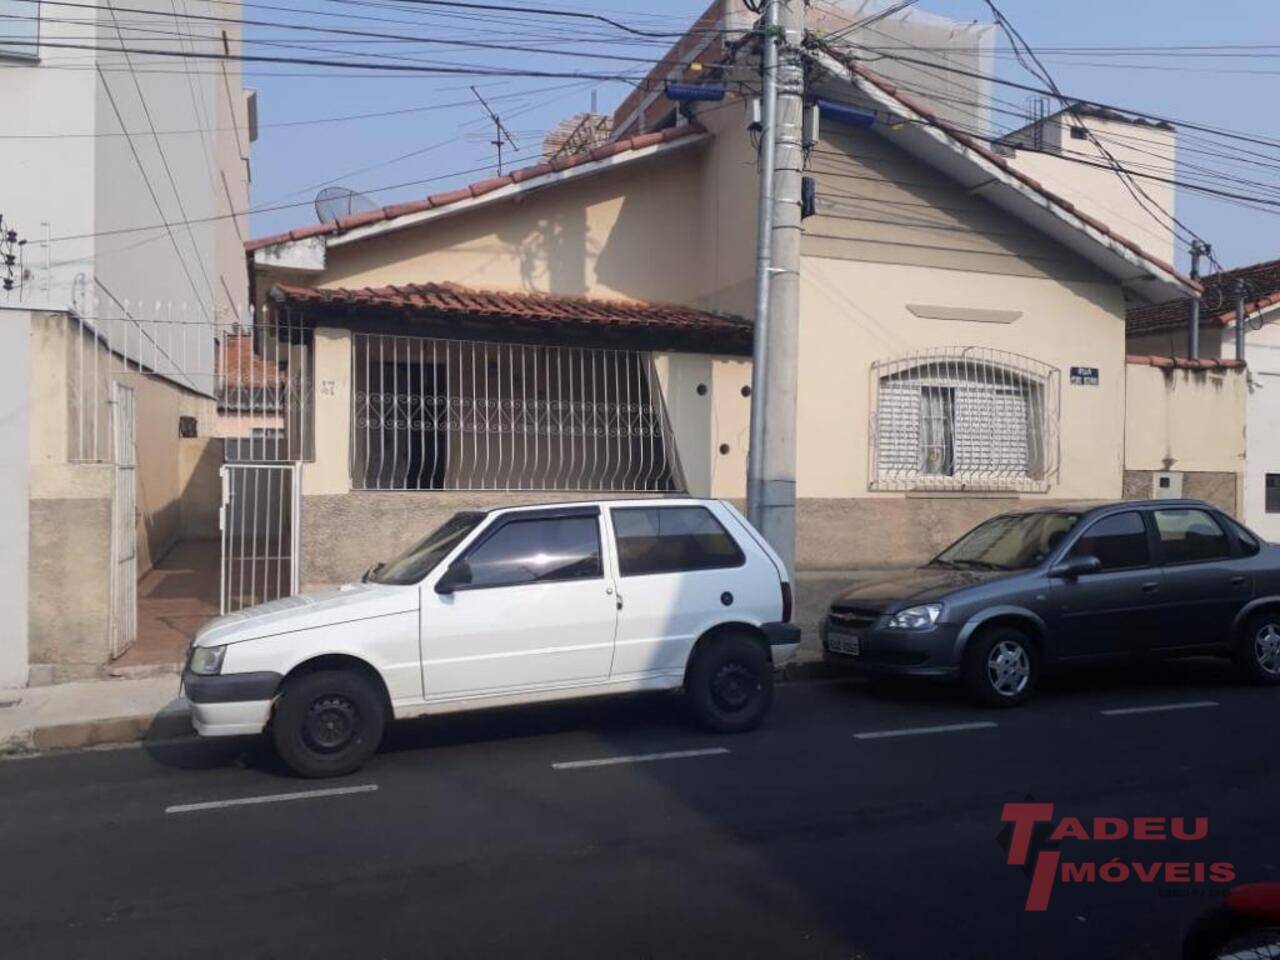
[803,122,1115,285]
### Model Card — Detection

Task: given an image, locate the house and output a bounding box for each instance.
[0,1,255,686]
[243,0,1244,593]
[1128,258,1280,539]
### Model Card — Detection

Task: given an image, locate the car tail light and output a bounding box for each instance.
[781,581,793,623]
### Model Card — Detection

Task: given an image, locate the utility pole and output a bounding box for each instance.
[1187,239,1210,360]
[747,0,806,577]
[1234,277,1247,363]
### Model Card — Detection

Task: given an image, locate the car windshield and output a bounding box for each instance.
[365,512,486,585]
[929,512,1082,572]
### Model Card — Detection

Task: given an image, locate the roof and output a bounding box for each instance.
[1126,256,1280,336]
[811,48,1199,304]
[245,125,705,254]
[1126,353,1245,371]
[999,102,1175,146]
[217,332,286,391]
[270,282,752,353]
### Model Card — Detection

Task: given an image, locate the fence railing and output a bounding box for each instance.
[351,333,684,492]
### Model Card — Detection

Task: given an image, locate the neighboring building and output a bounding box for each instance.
[0,0,255,686]
[1128,258,1280,539]
[243,0,1242,592]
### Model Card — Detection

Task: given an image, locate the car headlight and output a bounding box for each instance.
[188,645,227,676]
[886,603,943,630]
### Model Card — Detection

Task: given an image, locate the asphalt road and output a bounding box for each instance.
[1,658,1277,960]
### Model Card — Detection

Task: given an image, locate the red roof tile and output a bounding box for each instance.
[1126,354,1245,371]
[1127,257,1280,335]
[217,332,287,390]
[270,282,751,351]
[245,125,705,253]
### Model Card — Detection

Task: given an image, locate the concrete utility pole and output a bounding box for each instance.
[746,0,806,577]
[1235,277,1247,363]
[1187,239,1210,360]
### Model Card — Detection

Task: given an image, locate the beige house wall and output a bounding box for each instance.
[1124,364,1246,475]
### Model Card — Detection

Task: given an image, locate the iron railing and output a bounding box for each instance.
[351,333,684,492]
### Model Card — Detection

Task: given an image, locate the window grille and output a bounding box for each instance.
[351,333,685,493]
[870,347,1059,493]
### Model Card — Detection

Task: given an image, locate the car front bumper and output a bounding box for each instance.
[821,617,963,678]
[183,670,280,737]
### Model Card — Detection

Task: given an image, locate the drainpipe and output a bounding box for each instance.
[1235,278,1247,363]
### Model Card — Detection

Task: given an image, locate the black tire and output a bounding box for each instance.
[963,626,1039,708]
[1235,609,1280,685]
[271,669,387,778]
[686,633,774,734]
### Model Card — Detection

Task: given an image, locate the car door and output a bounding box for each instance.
[419,507,618,698]
[1054,510,1165,658]
[1151,507,1253,648]
[606,504,751,680]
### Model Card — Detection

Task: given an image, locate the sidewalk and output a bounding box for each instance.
[1,568,899,757]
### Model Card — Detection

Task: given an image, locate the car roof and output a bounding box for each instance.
[486,496,717,515]
[1000,499,1217,519]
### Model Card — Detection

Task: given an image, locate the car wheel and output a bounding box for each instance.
[271,669,387,778]
[1236,610,1280,685]
[686,633,774,734]
[964,627,1038,708]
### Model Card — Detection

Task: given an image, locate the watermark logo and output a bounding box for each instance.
[998,802,1235,912]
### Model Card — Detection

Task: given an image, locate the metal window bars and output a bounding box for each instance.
[351,333,685,493]
[869,347,1060,493]
[62,300,312,466]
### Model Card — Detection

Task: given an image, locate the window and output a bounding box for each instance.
[0,0,40,59]
[872,349,1059,493]
[932,511,1080,572]
[1070,125,1088,140]
[368,512,485,585]
[612,506,744,576]
[463,515,602,589]
[1267,474,1280,513]
[1069,512,1150,570]
[1228,518,1262,557]
[1154,509,1231,564]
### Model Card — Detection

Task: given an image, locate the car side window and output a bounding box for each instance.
[462,516,602,589]
[612,506,745,576]
[1153,508,1232,564]
[1068,512,1150,571]
[1228,518,1262,557]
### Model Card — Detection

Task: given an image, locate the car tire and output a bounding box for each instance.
[1235,610,1280,685]
[271,669,387,778]
[963,627,1039,708]
[686,633,774,734]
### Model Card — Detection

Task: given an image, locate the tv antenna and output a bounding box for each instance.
[471,85,518,175]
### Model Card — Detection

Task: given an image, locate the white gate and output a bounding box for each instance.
[219,463,301,614]
[109,382,138,659]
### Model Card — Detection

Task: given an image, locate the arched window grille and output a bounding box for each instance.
[870,347,1060,493]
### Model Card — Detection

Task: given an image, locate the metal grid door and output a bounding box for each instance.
[219,463,300,614]
[109,382,138,659]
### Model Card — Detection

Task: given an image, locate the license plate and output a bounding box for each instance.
[828,632,861,656]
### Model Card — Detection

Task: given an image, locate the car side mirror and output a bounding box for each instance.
[1050,555,1102,579]
[434,561,473,595]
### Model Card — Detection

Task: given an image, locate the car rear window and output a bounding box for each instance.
[611,506,745,576]
[1154,508,1232,564]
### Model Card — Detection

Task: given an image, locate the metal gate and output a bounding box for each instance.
[219,463,300,614]
[109,382,138,659]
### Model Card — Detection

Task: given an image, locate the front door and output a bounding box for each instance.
[1055,511,1164,658]
[421,509,618,698]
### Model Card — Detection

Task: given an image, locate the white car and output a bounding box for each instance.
[184,498,799,777]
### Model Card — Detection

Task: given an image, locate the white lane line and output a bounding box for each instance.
[165,783,378,814]
[853,721,998,741]
[552,748,730,770]
[1100,700,1219,717]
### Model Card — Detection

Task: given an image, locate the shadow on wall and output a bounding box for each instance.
[497,207,591,296]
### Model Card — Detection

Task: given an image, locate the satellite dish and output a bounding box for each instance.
[315,186,378,224]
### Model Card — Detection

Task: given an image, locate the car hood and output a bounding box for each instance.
[194,581,418,647]
[830,566,1016,613]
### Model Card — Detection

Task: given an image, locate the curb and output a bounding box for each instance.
[0,705,196,758]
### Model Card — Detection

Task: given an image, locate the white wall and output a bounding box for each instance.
[0,309,31,687]
[0,0,253,396]
[1241,319,1280,540]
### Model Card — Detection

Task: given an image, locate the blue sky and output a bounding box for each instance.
[247,0,1280,272]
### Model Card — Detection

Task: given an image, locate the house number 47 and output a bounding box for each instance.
[320,379,336,396]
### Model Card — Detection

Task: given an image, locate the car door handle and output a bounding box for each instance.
[1141,581,1160,593]
[1231,576,1247,586]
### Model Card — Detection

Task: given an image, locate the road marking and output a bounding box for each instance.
[552,748,730,770]
[1100,700,1219,717]
[165,784,378,814]
[853,721,998,741]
